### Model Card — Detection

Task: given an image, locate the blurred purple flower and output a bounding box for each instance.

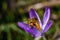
[18,7,52,38]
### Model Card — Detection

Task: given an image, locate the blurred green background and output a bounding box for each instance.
[0,0,60,40]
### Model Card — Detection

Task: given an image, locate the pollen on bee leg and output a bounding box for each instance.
[34,21,41,31]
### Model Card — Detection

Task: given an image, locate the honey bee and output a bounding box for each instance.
[28,18,41,31]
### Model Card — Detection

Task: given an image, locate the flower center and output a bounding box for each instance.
[28,18,41,31]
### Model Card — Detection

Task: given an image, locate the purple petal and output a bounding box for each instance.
[42,7,50,30]
[29,8,42,29]
[43,20,52,33]
[29,8,37,19]
[28,27,41,37]
[18,22,30,30]
[18,22,41,37]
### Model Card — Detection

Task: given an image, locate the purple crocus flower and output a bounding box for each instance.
[18,7,52,38]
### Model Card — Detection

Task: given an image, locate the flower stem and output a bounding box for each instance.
[34,36,41,40]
